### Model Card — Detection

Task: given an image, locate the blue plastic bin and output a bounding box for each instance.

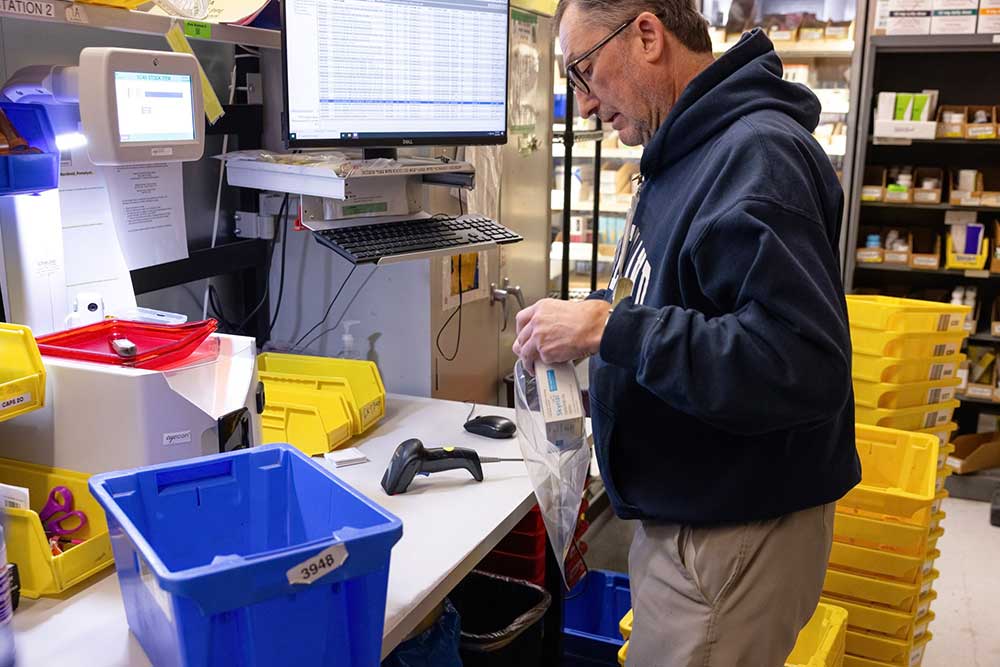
[563,570,631,667]
[0,102,59,196]
[89,444,403,667]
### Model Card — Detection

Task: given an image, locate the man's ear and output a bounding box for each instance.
[635,11,666,64]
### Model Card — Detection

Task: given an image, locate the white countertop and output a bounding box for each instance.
[13,394,536,665]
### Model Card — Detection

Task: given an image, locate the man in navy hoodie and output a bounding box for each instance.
[513,1,861,664]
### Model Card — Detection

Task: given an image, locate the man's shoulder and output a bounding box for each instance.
[717,108,819,155]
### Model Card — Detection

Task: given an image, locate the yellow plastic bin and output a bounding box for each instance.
[785,602,848,667]
[840,425,939,518]
[854,400,958,432]
[852,354,964,385]
[834,511,944,556]
[845,629,932,667]
[73,0,147,8]
[829,540,940,584]
[935,466,953,493]
[850,328,966,359]
[820,591,936,641]
[916,421,957,447]
[823,568,939,613]
[260,385,354,456]
[0,323,46,423]
[618,641,628,666]
[853,377,959,410]
[846,295,968,333]
[257,353,386,435]
[937,443,954,470]
[0,458,113,598]
[620,609,632,641]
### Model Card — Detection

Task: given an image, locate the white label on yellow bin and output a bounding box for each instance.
[923,558,934,575]
[914,623,928,640]
[918,600,931,617]
[910,645,925,667]
[932,343,958,357]
[0,393,30,415]
[921,578,934,596]
[360,400,381,427]
[928,363,956,381]
[287,543,349,585]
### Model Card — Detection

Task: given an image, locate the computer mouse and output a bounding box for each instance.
[464,415,517,439]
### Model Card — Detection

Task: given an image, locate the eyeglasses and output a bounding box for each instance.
[565,16,638,95]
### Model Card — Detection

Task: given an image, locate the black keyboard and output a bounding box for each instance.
[312,215,522,264]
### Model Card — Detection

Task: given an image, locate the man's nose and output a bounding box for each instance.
[575,89,599,119]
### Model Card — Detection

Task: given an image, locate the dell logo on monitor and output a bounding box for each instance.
[402,139,414,145]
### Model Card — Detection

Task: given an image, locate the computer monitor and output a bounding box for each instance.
[282,0,510,153]
[78,48,205,165]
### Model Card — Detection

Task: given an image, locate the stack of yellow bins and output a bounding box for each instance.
[822,424,946,667]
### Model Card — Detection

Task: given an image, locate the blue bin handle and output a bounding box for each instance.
[156,459,234,494]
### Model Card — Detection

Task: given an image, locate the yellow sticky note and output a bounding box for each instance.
[165,22,225,124]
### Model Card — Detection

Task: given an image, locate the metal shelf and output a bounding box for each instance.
[869,136,1000,146]
[855,263,996,279]
[969,332,1000,344]
[861,201,1000,213]
[713,38,855,58]
[872,34,1000,53]
[957,393,1000,406]
[0,0,281,48]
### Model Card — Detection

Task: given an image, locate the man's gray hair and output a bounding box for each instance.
[555,0,712,54]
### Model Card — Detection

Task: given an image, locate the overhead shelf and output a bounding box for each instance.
[855,263,997,279]
[870,136,1000,146]
[968,332,1000,344]
[872,34,1000,53]
[713,38,855,58]
[861,201,1000,213]
[551,192,631,214]
[0,0,280,48]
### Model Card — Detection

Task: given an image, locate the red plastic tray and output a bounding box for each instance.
[36,319,218,370]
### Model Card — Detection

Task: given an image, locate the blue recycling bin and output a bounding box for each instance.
[563,570,631,667]
[0,101,59,196]
[89,444,403,667]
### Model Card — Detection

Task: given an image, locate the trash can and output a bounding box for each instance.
[449,570,552,667]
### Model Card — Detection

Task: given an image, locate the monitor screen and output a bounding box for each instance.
[283,0,509,148]
[114,71,196,144]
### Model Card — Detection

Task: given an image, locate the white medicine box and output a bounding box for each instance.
[888,0,932,34]
[979,0,1000,32]
[932,0,979,33]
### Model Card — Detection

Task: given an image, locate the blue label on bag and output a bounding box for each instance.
[546,369,558,392]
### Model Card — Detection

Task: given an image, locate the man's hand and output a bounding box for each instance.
[513,298,609,371]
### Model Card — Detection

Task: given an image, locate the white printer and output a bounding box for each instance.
[0,334,263,474]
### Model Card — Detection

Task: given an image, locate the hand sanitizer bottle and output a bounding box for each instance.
[338,321,361,360]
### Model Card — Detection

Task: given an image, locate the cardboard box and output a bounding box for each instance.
[931,0,979,33]
[799,17,828,40]
[978,0,1000,32]
[887,0,932,34]
[914,167,944,204]
[862,166,887,201]
[857,226,885,263]
[534,361,585,448]
[825,20,854,39]
[965,345,997,399]
[910,229,942,269]
[885,182,914,203]
[991,222,1000,274]
[885,230,911,264]
[965,106,998,140]
[949,168,984,206]
[936,105,968,138]
[874,119,938,140]
[948,433,1000,474]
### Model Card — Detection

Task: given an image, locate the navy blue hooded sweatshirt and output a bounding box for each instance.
[588,29,861,525]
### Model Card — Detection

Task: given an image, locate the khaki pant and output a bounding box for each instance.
[625,503,835,667]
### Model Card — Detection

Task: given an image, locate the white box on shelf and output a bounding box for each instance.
[932,0,979,33]
[979,0,1000,31]
[887,0,933,34]
[873,120,939,140]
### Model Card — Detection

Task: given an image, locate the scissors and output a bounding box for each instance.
[39,486,88,538]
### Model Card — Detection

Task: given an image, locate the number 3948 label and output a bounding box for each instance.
[287,543,349,585]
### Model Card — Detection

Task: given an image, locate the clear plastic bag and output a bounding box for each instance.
[513,360,589,586]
